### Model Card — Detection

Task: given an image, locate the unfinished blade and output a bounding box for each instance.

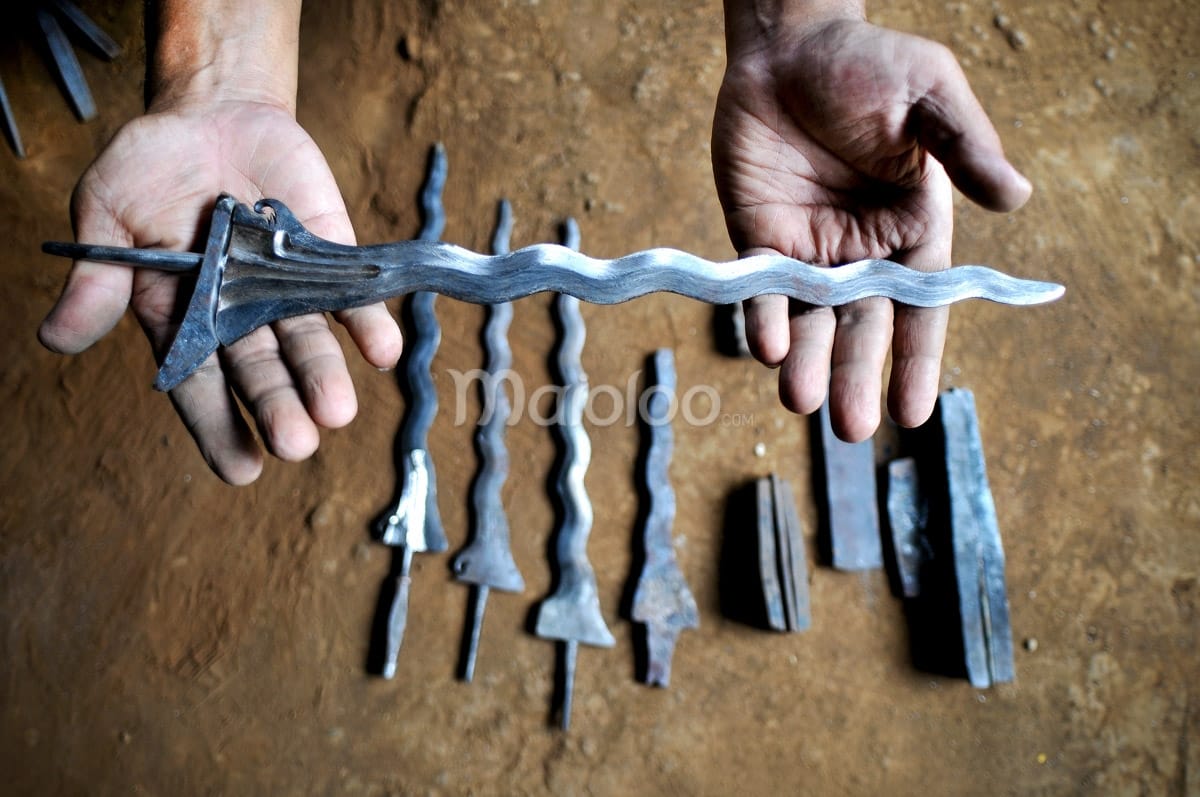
[631,349,699,687]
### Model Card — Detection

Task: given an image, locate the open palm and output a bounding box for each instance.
[40,101,402,484]
[712,19,1031,440]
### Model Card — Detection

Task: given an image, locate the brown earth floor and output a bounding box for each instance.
[1,1,1197,795]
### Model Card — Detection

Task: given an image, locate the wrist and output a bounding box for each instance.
[147,0,302,114]
[723,0,865,54]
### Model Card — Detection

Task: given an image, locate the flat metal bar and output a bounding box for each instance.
[817,400,883,571]
[756,476,786,631]
[939,389,1014,687]
[37,8,97,121]
[50,0,123,59]
[0,76,26,159]
[771,474,801,631]
[775,477,811,632]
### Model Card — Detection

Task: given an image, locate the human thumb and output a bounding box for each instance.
[908,47,1033,213]
[38,182,135,354]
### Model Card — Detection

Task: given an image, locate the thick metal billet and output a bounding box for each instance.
[43,197,1064,392]
[817,401,884,571]
[756,477,787,631]
[757,475,811,633]
[631,349,699,687]
[939,389,1015,688]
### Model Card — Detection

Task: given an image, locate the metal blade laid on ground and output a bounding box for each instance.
[452,198,525,683]
[631,348,699,687]
[372,143,450,679]
[534,219,615,730]
[885,457,927,600]
[815,401,883,571]
[939,389,1015,688]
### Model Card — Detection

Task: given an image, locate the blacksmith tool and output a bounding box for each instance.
[452,198,525,682]
[631,348,699,686]
[44,200,1064,393]
[373,144,449,679]
[535,218,615,730]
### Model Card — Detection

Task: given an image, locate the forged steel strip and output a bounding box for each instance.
[454,198,525,683]
[756,477,787,632]
[535,218,615,730]
[817,401,884,571]
[43,194,1063,392]
[377,142,448,553]
[373,144,448,679]
[939,389,1015,688]
[50,230,1066,310]
[36,8,96,121]
[773,476,811,632]
[0,76,25,159]
[631,349,699,687]
[51,0,124,59]
[757,475,811,633]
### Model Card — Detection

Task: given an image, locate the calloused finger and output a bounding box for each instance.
[222,325,321,462]
[743,294,790,365]
[888,243,950,428]
[333,302,404,370]
[778,302,836,415]
[169,354,263,485]
[829,296,893,442]
[273,312,358,429]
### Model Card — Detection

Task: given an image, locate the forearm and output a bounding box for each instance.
[147,0,303,113]
[723,0,864,52]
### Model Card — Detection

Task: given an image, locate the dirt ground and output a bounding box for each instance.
[1,1,1196,794]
